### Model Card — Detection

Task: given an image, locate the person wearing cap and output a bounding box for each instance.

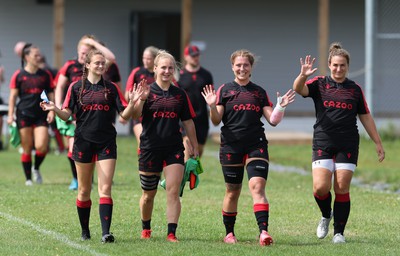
[178,45,214,161]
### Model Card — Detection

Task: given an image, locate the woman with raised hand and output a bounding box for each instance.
[54,34,116,190]
[201,49,295,246]
[292,42,385,244]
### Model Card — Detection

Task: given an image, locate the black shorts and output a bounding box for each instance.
[72,136,117,163]
[312,140,359,164]
[219,140,269,165]
[16,111,48,129]
[139,146,185,173]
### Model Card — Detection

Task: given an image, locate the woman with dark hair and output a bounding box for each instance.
[293,42,385,243]
[41,49,143,243]
[8,43,55,185]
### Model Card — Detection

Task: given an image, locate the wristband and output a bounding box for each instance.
[276,96,286,112]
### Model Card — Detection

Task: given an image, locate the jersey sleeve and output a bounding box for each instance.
[112,82,128,113]
[63,81,78,111]
[305,76,322,98]
[215,84,226,105]
[262,90,273,108]
[9,70,21,89]
[180,90,196,121]
[125,67,140,92]
[357,85,370,114]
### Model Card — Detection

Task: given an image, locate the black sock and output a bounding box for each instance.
[222,211,237,235]
[22,161,32,180]
[142,219,151,230]
[314,192,332,218]
[76,199,91,234]
[68,157,77,179]
[333,193,351,235]
[167,223,178,235]
[255,211,269,233]
[99,198,113,236]
[34,151,46,170]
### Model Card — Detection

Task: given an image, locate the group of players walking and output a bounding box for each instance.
[7,38,384,245]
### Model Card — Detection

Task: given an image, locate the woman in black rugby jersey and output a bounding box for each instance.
[202,49,295,246]
[293,42,385,244]
[41,49,143,243]
[132,50,199,242]
[8,43,55,186]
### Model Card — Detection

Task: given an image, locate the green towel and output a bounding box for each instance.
[55,115,75,137]
[9,122,20,148]
[160,157,204,197]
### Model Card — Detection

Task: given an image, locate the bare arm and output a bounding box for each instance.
[263,89,296,126]
[7,88,18,124]
[55,74,69,107]
[293,55,318,96]
[40,100,72,121]
[81,38,116,64]
[182,119,199,158]
[201,84,223,125]
[359,113,385,162]
[120,81,144,120]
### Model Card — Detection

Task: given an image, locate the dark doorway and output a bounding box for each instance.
[129,11,181,70]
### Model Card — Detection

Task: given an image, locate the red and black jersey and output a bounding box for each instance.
[103,62,121,84]
[306,76,369,141]
[178,67,213,127]
[216,81,273,144]
[54,59,83,98]
[9,68,54,117]
[125,66,155,92]
[63,78,127,144]
[140,82,196,150]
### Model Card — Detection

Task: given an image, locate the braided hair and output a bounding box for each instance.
[78,49,109,105]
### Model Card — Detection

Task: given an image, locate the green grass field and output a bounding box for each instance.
[0,135,399,256]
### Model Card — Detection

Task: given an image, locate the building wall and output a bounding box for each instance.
[1,0,395,123]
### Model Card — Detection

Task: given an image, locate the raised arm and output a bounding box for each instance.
[293,55,318,96]
[201,84,223,125]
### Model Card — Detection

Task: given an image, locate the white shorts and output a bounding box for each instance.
[312,159,356,173]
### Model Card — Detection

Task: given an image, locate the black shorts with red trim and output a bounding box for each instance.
[72,136,117,163]
[139,145,185,173]
[312,139,359,164]
[219,139,269,165]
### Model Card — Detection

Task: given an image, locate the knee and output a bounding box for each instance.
[225,183,242,200]
[78,187,91,200]
[313,186,331,196]
[141,191,156,204]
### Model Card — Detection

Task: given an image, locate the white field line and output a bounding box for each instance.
[0,211,108,256]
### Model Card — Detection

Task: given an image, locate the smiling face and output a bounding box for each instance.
[154,56,175,85]
[329,55,348,82]
[86,53,106,77]
[232,55,252,84]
